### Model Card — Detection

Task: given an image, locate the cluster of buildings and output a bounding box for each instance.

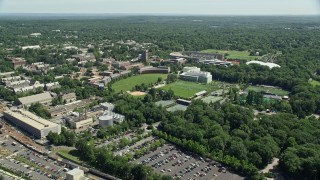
[1,75,60,94]
[179,67,212,84]
[6,57,52,74]
[89,69,131,88]
[24,62,53,74]
[72,53,96,65]
[60,102,125,130]
[47,98,92,117]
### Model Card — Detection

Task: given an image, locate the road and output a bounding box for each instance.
[261,158,279,173]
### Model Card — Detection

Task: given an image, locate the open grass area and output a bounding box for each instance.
[246,85,289,96]
[162,80,217,99]
[57,149,82,164]
[309,80,320,87]
[201,49,260,60]
[112,74,168,93]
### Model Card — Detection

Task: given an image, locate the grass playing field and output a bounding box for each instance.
[309,80,320,87]
[161,80,217,99]
[112,74,168,93]
[246,85,289,96]
[201,49,260,60]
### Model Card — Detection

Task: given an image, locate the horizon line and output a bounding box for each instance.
[0,13,319,17]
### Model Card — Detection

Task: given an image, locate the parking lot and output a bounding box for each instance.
[0,137,67,180]
[134,144,245,180]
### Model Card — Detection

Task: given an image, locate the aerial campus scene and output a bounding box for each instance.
[0,0,319,180]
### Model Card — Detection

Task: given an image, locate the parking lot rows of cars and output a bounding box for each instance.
[0,138,66,180]
[134,143,245,180]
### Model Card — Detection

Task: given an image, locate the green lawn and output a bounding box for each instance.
[246,85,289,96]
[309,80,320,87]
[112,74,168,93]
[162,80,217,99]
[201,49,260,60]
[57,149,82,164]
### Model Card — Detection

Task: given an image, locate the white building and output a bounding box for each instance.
[246,61,281,69]
[66,168,85,180]
[30,33,42,37]
[180,67,212,84]
[22,45,41,50]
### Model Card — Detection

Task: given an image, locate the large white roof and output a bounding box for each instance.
[4,109,58,130]
[246,61,280,69]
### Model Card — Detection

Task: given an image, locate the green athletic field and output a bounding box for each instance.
[112,74,168,93]
[161,80,217,99]
[201,49,259,60]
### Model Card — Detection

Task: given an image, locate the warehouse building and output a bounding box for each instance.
[3,109,61,139]
[17,92,53,107]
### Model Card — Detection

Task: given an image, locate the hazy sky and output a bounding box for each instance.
[0,0,319,15]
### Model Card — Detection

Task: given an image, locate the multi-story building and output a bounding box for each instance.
[7,57,27,69]
[63,112,93,129]
[141,50,149,63]
[180,67,212,84]
[139,66,170,74]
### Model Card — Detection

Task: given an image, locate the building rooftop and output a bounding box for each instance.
[66,168,84,176]
[181,71,211,78]
[4,109,58,130]
[18,92,52,105]
[246,61,281,69]
[195,90,207,96]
